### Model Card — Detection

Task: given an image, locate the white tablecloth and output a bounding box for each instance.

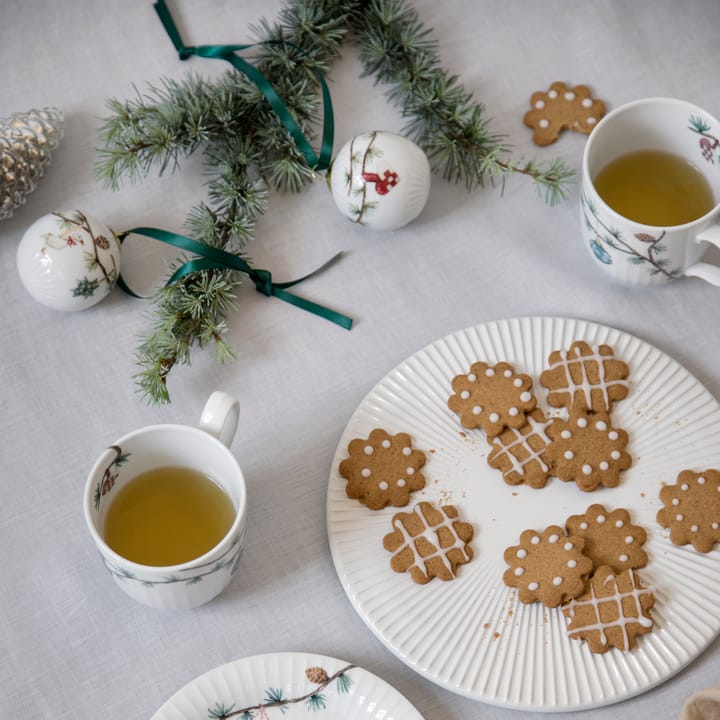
[2,1,720,718]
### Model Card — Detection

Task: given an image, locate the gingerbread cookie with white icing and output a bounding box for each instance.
[544,410,631,491]
[503,525,593,607]
[565,504,648,573]
[563,566,655,653]
[657,469,720,553]
[486,408,554,488]
[448,360,536,437]
[540,340,630,414]
[523,82,606,146]
[339,428,426,510]
[383,501,474,584]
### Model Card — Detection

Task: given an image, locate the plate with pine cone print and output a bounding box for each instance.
[151,652,423,719]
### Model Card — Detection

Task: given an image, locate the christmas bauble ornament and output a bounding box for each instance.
[1,108,64,221]
[329,131,431,231]
[16,210,121,311]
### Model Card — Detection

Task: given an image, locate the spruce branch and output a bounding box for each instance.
[98,1,350,403]
[349,0,574,203]
[98,0,571,403]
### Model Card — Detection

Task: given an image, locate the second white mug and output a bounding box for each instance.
[580,97,720,286]
[83,391,246,610]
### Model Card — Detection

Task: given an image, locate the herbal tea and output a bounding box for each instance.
[103,466,236,566]
[593,149,715,226]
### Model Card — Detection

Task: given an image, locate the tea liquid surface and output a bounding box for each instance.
[593,149,714,226]
[103,466,235,566]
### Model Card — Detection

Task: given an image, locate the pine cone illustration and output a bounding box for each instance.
[305,666,329,684]
[0,107,64,221]
[634,233,658,244]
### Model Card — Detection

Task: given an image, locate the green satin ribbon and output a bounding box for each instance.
[153,0,334,172]
[117,227,352,330]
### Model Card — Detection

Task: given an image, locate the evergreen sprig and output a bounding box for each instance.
[349,0,574,202]
[97,0,572,403]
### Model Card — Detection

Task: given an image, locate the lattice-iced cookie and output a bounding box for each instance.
[657,469,720,553]
[565,504,648,573]
[448,360,536,437]
[487,409,554,489]
[540,341,630,413]
[503,525,593,607]
[339,428,426,510]
[563,566,655,653]
[544,410,631,491]
[383,501,474,584]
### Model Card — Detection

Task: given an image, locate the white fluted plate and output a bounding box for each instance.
[326,317,720,712]
[151,652,424,719]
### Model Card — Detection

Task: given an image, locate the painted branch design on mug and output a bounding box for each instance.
[581,192,679,278]
[93,445,131,510]
[101,527,246,587]
[689,115,720,164]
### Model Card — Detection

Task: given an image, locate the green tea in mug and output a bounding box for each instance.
[593,149,715,226]
[103,466,236,566]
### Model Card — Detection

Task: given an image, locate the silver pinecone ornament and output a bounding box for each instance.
[0,107,64,221]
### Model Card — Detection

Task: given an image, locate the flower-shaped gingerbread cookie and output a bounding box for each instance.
[657,469,720,553]
[383,501,474,584]
[448,360,536,437]
[544,410,631,491]
[565,504,648,573]
[503,525,593,607]
[563,566,655,653]
[486,409,554,489]
[523,81,606,146]
[540,340,630,414]
[339,428,426,510]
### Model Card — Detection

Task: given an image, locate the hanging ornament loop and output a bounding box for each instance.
[117,227,352,330]
[153,0,334,172]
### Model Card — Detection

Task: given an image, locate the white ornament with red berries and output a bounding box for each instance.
[16,210,121,311]
[328,130,431,231]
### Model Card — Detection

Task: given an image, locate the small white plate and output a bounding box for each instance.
[326,316,720,712]
[151,651,424,719]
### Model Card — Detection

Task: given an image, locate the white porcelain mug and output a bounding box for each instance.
[83,391,246,610]
[581,97,720,285]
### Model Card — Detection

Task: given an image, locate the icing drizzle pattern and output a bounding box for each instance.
[491,414,553,478]
[391,503,471,580]
[564,568,654,651]
[547,343,628,411]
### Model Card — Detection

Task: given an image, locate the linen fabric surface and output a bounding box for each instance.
[1,1,720,719]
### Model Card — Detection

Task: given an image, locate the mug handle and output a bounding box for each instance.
[686,224,720,286]
[198,391,239,447]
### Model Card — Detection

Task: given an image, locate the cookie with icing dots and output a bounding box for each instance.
[565,504,648,573]
[523,81,606,146]
[540,340,630,414]
[339,428,426,510]
[383,501,474,584]
[563,566,655,653]
[503,525,593,607]
[657,469,720,553]
[486,408,554,489]
[448,360,536,437]
[544,410,632,491]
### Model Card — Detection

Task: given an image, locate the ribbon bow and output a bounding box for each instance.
[118,227,352,330]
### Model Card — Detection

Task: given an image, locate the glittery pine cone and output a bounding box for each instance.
[0,107,64,221]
